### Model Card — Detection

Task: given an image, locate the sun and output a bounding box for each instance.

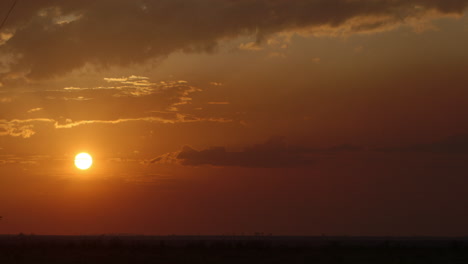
[75,152,93,170]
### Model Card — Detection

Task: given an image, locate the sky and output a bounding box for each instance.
[1,0,468,236]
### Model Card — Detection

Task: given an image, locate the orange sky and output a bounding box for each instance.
[1,0,468,236]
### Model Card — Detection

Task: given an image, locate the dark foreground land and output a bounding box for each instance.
[1,235,468,263]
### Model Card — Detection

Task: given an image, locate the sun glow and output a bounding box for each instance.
[75,152,93,170]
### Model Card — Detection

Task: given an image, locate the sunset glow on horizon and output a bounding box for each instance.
[1,0,468,237]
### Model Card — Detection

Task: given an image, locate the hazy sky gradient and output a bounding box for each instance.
[1,0,468,236]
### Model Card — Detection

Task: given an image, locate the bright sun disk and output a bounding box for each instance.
[75,152,93,170]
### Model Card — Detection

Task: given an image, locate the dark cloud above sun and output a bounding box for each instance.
[1,0,467,83]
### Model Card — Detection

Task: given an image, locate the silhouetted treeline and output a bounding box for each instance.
[1,235,468,263]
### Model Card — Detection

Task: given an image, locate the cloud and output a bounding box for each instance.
[148,133,468,168]
[394,134,468,154]
[239,42,263,51]
[179,137,313,168]
[54,114,231,129]
[27,107,43,113]
[0,123,36,138]
[150,133,468,169]
[0,0,467,81]
[0,114,232,138]
[151,136,363,168]
[0,77,234,138]
[7,73,234,115]
[61,76,180,99]
[0,118,53,138]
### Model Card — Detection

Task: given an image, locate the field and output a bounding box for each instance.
[1,235,468,263]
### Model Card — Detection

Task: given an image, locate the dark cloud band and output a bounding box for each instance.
[0,0,467,81]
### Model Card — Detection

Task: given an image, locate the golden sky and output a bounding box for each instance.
[1,0,468,236]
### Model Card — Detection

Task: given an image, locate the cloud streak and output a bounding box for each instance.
[0,77,234,138]
[151,136,364,168]
[151,133,468,168]
[0,0,467,81]
[0,114,232,138]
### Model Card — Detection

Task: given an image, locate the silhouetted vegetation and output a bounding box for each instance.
[0,235,468,263]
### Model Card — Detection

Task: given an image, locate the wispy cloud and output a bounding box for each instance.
[0,118,56,137]
[54,114,231,129]
[0,114,232,138]
[0,76,235,138]
[27,107,43,113]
